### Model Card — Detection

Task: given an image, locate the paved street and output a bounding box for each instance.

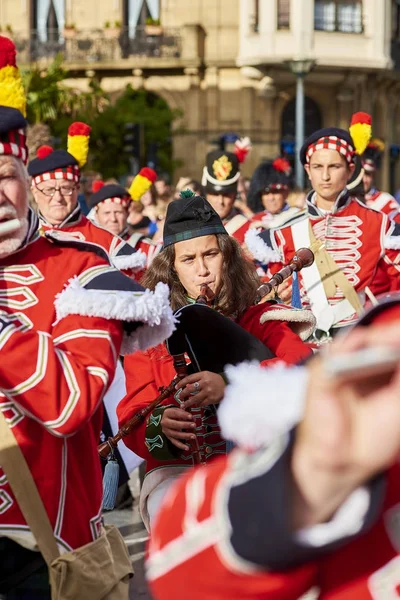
[104,503,153,599]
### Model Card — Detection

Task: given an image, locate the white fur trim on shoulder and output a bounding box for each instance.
[219,362,307,449]
[384,235,400,250]
[260,306,316,341]
[244,228,281,264]
[54,280,175,354]
[87,207,96,222]
[112,250,146,271]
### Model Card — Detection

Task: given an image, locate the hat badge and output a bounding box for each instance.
[212,155,233,181]
[193,206,213,222]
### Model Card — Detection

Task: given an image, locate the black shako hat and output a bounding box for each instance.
[163,191,227,248]
[91,183,131,209]
[248,158,293,213]
[202,150,240,195]
[299,127,354,166]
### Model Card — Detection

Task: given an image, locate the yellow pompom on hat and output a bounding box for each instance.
[128,167,157,201]
[0,36,28,164]
[349,112,372,156]
[28,121,91,183]
[0,35,26,117]
[67,122,91,168]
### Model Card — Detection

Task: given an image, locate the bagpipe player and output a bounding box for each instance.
[117,191,316,531]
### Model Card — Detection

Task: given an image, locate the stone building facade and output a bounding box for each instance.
[2,0,400,189]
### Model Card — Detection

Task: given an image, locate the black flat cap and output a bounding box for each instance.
[163,191,227,248]
[91,184,131,208]
[0,106,27,134]
[28,149,78,177]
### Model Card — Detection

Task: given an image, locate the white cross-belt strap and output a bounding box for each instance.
[224,214,249,236]
[291,218,362,332]
[370,192,394,212]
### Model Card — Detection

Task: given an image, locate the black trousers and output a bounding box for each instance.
[0,537,50,599]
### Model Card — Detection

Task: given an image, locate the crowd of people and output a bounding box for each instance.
[1,35,400,600]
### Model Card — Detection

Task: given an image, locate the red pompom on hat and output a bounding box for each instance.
[139,167,157,183]
[92,180,105,193]
[272,157,292,175]
[0,36,17,69]
[350,112,372,127]
[36,145,54,160]
[68,122,92,137]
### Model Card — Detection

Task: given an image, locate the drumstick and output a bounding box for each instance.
[0,219,21,236]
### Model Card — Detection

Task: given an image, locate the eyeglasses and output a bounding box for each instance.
[36,184,76,197]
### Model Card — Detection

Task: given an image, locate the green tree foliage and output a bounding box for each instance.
[22,54,70,124]
[23,57,183,179]
[53,86,183,179]
[22,56,108,128]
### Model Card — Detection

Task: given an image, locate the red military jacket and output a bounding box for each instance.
[232,207,301,245]
[246,191,400,330]
[147,440,400,600]
[39,205,146,273]
[118,301,313,476]
[0,210,173,553]
[366,188,399,217]
[124,231,163,281]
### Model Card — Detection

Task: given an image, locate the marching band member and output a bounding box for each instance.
[247,158,299,227]
[122,168,164,268]
[245,113,400,338]
[362,141,399,217]
[88,171,163,272]
[117,191,315,531]
[88,176,163,486]
[0,36,174,597]
[28,127,146,275]
[233,158,301,244]
[89,180,134,240]
[147,294,400,600]
[201,138,252,239]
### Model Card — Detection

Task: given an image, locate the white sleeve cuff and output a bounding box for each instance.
[295,486,370,547]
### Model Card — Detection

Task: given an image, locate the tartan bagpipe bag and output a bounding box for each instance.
[0,410,133,599]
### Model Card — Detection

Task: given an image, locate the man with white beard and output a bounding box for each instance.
[0,153,32,250]
[0,36,174,597]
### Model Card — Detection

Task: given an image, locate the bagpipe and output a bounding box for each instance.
[98,247,314,464]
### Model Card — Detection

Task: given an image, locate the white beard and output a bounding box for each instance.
[0,217,29,259]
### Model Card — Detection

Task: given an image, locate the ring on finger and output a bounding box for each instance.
[190,381,201,396]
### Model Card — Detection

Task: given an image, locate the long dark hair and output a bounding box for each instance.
[142,234,260,319]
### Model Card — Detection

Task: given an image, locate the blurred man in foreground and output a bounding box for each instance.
[147,295,400,599]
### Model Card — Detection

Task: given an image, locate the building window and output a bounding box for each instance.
[393,0,400,42]
[277,0,290,29]
[33,0,65,42]
[127,0,160,37]
[250,0,260,33]
[314,0,363,33]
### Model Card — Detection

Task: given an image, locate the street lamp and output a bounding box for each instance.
[284,59,316,189]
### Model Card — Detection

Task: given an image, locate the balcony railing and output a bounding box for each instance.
[13,26,181,65]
